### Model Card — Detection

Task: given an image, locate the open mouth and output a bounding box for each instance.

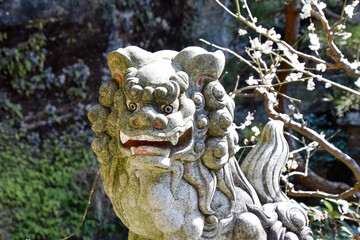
[120,128,192,156]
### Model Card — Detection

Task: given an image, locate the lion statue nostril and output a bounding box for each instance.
[129,116,143,128]
[133,119,140,127]
[153,121,162,129]
[153,115,168,130]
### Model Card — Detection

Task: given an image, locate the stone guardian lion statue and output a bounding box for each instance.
[88,46,313,240]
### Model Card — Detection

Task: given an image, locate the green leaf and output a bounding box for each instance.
[74,70,81,79]
[24,60,32,71]
[322,200,333,211]
[340,226,353,236]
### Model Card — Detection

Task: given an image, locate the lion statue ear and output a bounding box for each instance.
[173,47,225,85]
[108,48,131,87]
[108,46,152,86]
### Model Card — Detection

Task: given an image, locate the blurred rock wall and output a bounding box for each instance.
[0,0,234,130]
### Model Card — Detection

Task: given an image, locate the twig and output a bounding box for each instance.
[287,184,360,199]
[200,38,261,75]
[234,93,257,98]
[284,131,303,144]
[61,167,101,240]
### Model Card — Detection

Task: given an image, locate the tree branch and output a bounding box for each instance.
[214,0,333,66]
[310,6,360,78]
[215,0,360,78]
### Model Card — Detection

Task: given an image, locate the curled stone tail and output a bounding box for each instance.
[241,120,288,204]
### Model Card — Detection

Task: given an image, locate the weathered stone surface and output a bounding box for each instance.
[89,46,314,239]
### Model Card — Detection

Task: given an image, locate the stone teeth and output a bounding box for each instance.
[130,146,170,157]
[130,147,136,155]
[121,131,183,145]
[134,135,162,141]
[120,131,130,144]
[169,132,179,146]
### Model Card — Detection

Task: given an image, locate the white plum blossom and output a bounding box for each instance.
[288,104,295,112]
[252,51,262,59]
[309,33,321,51]
[244,120,252,127]
[279,113,290,122]
[355,78,360,88]
[337,199,350,213]
[270,65,277,73]
[334,24,352,39]
[345,4,355,18]
[250,37,262,49]
[238,29,248,36]
[262,40,273,54]
[283,51,305,71]
[256,25,267,34]
[316,63,326,72]
[313,210,325,221]
[250,135,255,142]
[237,112,255,130]
[251,126,261,136]
[300,3,312,19]
[286,160,298,170]
[285,72,303,82]
[250,38,273,55]
[268,28,281,40]
[317,1,326,10]
[277,42,287,51]
[307,22,315,31]
[350,61,360,69]
[267,91,278,105]
[246,112,254,122]
[325,82,332,88]
[293,113,303,119]
[246,76,259,85]
[294,62,306,71]
[337,24,346,31]
[264,73,275,85]
[307,78,315,91]
[243,138,249,145]
[335,30,352,40]
[344,0,358,18]
[340,32,352,40]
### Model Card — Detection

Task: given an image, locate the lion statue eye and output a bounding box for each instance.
[127,102,138,112]
[162,105,173,114]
